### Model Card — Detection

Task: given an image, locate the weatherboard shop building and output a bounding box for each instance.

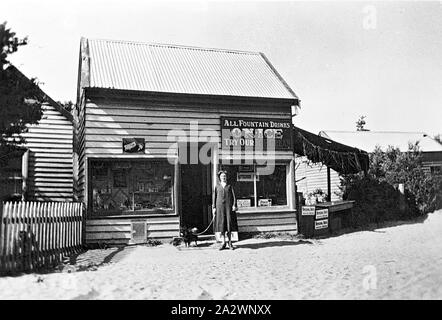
[74,38,300,245]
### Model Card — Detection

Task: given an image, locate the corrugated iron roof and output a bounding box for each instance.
[82,38,298,102]
[318,131,442,153]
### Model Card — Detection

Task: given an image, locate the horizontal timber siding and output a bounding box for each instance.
[22,104,74,202]
[295,157,342,201]
[85,215,180,245]
[237,211,297,234]
[84,98,293,158]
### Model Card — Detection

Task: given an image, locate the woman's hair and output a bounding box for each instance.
[217,170,227,179]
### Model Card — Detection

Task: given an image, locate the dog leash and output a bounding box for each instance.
[194,214,216,236]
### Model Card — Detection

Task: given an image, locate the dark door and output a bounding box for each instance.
[179,143,213,233]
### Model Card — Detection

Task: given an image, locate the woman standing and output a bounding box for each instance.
[212,170,238,250]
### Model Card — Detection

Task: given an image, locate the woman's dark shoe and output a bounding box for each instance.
[228,241,235,250]
[219,243,227,250]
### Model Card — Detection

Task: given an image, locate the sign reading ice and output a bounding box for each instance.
[221,117,292,151]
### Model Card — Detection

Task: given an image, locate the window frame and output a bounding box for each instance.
[221,162,291,213]
[0,155,24,201]
[87,158,177,217]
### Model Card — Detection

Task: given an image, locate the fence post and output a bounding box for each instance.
[38,202,44,268]
[60,203,64,262]
[61,202,65,261]
[50,202,55,266]
[23,201,30,272]
[34,202,38,270]
[43,202,49,268]
[0,202,4,273]
[19,202,25,272]
[75,203,79,252]
[10,202,16,272]
[30,202,36,271]
[68,203,73,255]
[56,202,61,263]
[3,203,11,273]
[81,203,85,250]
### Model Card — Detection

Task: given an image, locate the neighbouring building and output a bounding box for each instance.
[74,38,301,245]
[0,66,74,203]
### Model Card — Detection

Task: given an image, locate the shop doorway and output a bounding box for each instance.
[179,143,213,234]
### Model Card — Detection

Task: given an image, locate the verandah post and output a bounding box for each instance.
[0,202,6,273]
[327,167,331,202]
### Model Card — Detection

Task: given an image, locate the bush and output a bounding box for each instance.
[340,143,442,228]
[341,174,419,227]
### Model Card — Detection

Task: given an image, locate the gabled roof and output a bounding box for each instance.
[319,131,442,153]
[78,38,299,103]
[7,65,73,122]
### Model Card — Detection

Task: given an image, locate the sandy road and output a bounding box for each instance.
[1,210,441,300]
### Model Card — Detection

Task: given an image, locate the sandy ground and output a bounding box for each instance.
[1,209,442,300]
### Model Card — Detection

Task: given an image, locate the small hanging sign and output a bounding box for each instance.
[301,206,316,216]
[315,208,329,220]
[122,138,145,153]
[315,219,328,230]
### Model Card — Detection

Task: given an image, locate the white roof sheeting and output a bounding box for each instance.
[319,131,442,153]
[83,38,298,101]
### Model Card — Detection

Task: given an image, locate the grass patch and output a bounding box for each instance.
[146,239,163,246]
[241,231,301,241]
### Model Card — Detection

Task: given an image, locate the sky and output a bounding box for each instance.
[4,0,442,136]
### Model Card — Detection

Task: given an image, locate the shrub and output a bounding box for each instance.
[340,143,442,228]
[341,174,419,227]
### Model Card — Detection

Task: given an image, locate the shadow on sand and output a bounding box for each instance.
[176,241,218,250]
[318,213,430,240]
[234,239,313,250]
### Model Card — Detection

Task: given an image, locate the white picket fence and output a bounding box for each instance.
[0,201,84,274]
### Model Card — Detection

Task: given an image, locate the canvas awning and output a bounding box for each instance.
[292,125,369,174]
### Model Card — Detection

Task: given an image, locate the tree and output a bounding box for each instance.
[0,22,28,68]
[434,134,442,146]
[57,100,75,113]
[379,143,442,214]
[0,22,44,166]
[341,142,442,228]
[356,116,369,131]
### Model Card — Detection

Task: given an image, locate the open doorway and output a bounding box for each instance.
[179,143,213,234]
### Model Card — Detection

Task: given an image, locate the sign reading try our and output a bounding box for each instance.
[221,117,292,151]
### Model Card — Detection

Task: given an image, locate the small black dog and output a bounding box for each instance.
[181,227,199,247]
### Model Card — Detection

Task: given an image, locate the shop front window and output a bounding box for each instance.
[257,165,287,206]
[221,164,288,210]
[90,160,174,216]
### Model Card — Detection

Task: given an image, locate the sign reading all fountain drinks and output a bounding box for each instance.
[221,117,292,151]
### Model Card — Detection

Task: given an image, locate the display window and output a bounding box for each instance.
[221,163,288,210]
[89,159,174,216]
